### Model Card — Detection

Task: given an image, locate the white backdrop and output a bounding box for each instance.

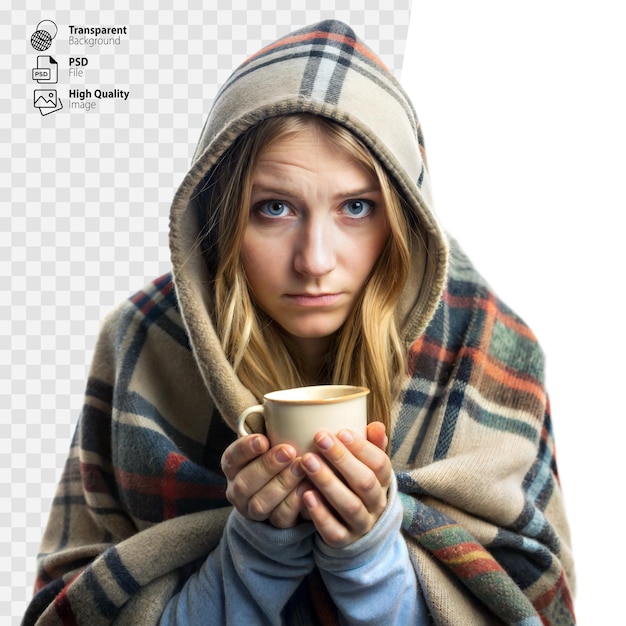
[404,2,625,623]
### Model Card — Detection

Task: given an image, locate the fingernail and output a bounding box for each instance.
[252,436,265,453]
[316,433,333,450]
[303,490,319,508]
[291,461,305,477]
[276,446,293,463]
[338,429,354,444]
[302,454,321,472]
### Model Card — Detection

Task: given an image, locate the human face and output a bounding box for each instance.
[241,125,390,357]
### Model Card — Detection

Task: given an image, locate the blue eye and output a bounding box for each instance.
[258,200,290,217]
[343,199,373,218]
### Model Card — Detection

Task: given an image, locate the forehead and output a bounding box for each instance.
[254,125,376,182]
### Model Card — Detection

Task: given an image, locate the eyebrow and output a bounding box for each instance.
[250,183,382,199]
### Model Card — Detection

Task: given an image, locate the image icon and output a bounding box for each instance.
[33,89,63,116]
[30,20,58,51]
[32,56,58,84]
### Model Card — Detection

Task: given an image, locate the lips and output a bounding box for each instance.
[285,293,343,306]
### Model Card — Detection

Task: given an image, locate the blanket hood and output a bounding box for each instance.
[168,20,449,430]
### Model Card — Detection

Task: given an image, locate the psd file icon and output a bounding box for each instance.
[32,56,58,84]
[34,89,63,116]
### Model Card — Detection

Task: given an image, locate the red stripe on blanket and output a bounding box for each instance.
[53,574,80,626]
[153,274,174,296]
[162,452,186,520]
[129,274,173,315]
[533,570,576,622]
[431,543,503,578]
[81,462,110,493]
[444,290,538,342]
[129,291,157,316]
[465,346,546,404]
[113,467,225,499]
[408,335,455,366]
[243,30,389,72]
[408,336,546,407]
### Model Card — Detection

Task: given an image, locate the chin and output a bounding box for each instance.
[268,308,352,344]
[279,318,346,341]
[284,326,342,340]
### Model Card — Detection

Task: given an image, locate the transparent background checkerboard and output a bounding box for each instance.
[2,1,411,622]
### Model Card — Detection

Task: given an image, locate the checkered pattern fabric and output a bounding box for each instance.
[3,4,411,624]
[24,246,574,625]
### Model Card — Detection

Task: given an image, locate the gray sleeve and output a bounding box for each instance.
[160,510,316,625]
[314,476,431,625]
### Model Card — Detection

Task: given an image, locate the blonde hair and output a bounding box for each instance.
[201,114,412,433]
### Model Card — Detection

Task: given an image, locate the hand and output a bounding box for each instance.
[299,422,392,548]
[221,434,309,528]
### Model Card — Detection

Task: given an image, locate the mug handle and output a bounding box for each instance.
[237,404,265,437]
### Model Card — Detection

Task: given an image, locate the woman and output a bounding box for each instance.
[24,20,575,625]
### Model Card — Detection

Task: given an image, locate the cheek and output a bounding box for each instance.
[338,238,385,290]
[241,234,285,290]
[241,229,269,267]
[353,223,390,274]
[241,239,262,284]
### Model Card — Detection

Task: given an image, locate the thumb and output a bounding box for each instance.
[366,421,388,451]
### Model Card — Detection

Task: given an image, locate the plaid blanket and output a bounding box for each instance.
[24,241,575,625]
[24,20,575,625]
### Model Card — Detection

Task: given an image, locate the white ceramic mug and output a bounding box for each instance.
[237,384,369,455]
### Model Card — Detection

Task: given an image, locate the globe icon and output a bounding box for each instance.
[31,29,52,51]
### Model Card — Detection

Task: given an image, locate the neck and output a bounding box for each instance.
[289,335,333,385]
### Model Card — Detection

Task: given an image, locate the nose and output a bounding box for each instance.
[293,216,336,277]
